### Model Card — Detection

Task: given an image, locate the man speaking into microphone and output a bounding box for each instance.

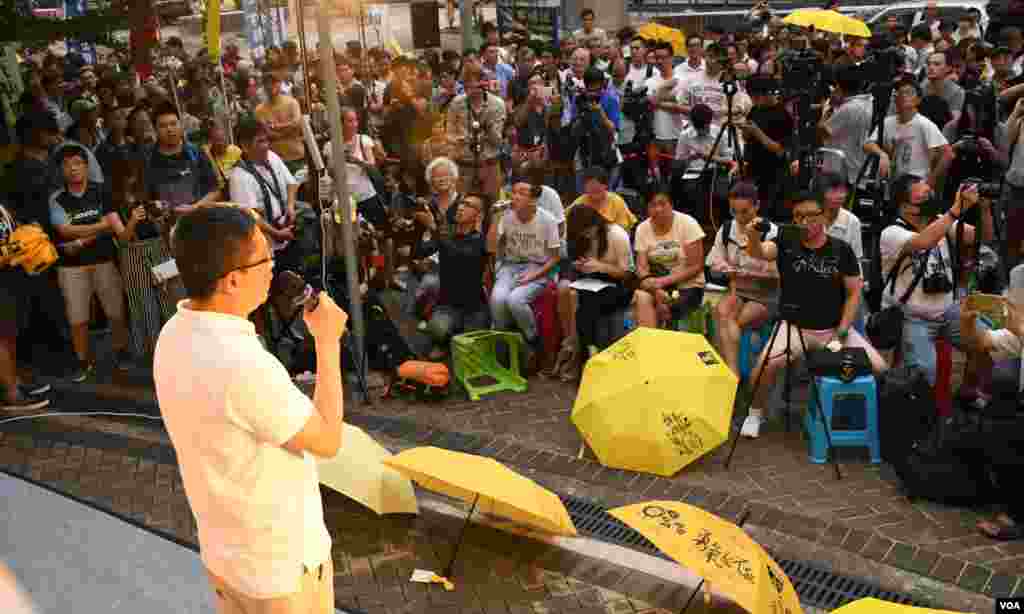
[154,204,347,613]
[742,191,888,438]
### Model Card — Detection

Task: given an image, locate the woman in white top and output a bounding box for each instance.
[706,181,780,375]
[323,106,388,229]
[634,192,706,328]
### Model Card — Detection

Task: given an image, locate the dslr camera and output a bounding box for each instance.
[143,200,171,222]
[922,271,954,294]
[963,176,1001,200]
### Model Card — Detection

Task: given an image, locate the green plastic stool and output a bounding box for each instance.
[451,330,529,401]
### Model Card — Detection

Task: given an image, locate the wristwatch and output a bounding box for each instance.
[837,328,849,341]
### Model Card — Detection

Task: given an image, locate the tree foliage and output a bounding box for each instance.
[0,1,129,44]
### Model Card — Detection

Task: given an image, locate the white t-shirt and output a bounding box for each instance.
[536,185,566,230]
[706,219,779,302]
[879,221,959,320]
[634,211,706,289]
[868,113,947,180]
[228,150,299,251]
[827,208,864,265]
[673,59,706,83]
[675,122,733,178]
[322,134,377,203]
[685,72,730,121]
[580,223,634,272]
[645,74,687,141]
[153,303,331,599]
[625,64,654,92]
[498,207,561,265]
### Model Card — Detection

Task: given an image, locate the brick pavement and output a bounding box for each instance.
[9,348,1024,604]
[0,417,734,614]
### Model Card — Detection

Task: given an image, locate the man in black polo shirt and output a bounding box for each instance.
[143,102,220,215]
[741,192,888,437]
[49,145,131,382]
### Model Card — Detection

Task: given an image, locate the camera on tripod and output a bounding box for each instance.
[621,81,650,121]
[779,49,826,96]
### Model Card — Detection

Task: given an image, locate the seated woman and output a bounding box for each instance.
[706,181,780,376]
[552,205,635,380]
[633,192,706,328]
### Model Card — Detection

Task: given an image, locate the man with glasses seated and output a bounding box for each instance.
[741,192,888,438]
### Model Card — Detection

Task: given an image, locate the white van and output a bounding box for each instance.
[849,0,991,35]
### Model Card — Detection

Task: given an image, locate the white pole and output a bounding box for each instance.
[317,0,366,398]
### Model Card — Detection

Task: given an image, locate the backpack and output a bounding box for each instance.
[877,365,935,464]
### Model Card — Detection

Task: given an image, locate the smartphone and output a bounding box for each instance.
[966,293,1007,329]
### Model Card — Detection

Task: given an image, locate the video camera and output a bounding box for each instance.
[621,80,650,122]
[860,46,904,84]
[963,176,1002,200]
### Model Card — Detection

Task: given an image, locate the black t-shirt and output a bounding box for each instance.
[516,109,547,149]
[104,196,160,242]
[144,145,218,208]
[776,235,859,330]
[414,230,487,310]
[745,104,793,183]
[50,183,117,267]
[4,156,53,236]
[507,75,532,109]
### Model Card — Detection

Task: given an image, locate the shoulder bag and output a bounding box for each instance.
[865,245,931,350]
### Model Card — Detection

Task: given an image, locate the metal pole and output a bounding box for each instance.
[318,0,366,401]
[460,0,473,52]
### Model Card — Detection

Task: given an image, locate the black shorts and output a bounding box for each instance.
[0,267,28,337]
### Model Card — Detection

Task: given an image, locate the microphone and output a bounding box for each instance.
[276,270,321,312]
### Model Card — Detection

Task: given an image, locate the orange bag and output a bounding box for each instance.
[396,361,450,388]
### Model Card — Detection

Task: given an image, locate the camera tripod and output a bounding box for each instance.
[724,303,843,481]
[694,80,744,226]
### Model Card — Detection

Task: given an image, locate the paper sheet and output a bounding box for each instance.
[570,278,614,293]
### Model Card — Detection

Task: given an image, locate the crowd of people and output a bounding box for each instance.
[3,5,1024,541]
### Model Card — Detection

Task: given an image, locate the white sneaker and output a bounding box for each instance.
[740,415,764,438]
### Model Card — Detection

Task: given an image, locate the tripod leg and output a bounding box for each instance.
[794,328,843,480]
[725,321,781,469]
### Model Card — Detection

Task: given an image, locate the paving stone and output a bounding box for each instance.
[884,543,918,572]
[820,523,850,547]
[957,564,992,593]
[860,535,895,562]
[930,556,967,584]
[905,549,941,577]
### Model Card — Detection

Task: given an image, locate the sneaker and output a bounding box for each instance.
[740,415,764,438]
[68,361,94,384]
[19,378,51,396]
[2,394,50,411]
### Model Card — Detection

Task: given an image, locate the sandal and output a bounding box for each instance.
[978,514,1024,541]
[543,338,576,379]
[558,345,580,383]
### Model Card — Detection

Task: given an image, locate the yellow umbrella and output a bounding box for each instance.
[383,446,576,578]
[832,598,973,614]
[783,9,871,38]
[636,22,687,56]
[609,501,803,614]
[572,328,738,477]
[317,423,419,516]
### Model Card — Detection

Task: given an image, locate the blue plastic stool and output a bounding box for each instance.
[805,374,881,464]
[738,321,774,381]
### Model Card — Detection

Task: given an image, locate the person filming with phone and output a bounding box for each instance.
[154,204,347,614]
[880,174,994,400]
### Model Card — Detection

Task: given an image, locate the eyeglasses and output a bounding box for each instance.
[219,256,273,278]
[793,211,824,223]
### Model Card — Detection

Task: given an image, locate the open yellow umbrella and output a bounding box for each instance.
[609,501,803,614]
[783,9,871,38]
[317,423,418,516]
[383,446,576,577]
[832,598,973,614]
[636,22,686,56]
[572,328,738,477]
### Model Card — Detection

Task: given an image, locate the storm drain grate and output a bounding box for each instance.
[559,493,929,612]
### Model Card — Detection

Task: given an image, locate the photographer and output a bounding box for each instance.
[943,92,1007,204]
[229,118,303,275]
[446,63,507,202]
[818,65,873,187]
[570,67,621,184]
[742,192,888,438]
[880,174,992,388]
[741,76,793,220]
[673,103,735,223]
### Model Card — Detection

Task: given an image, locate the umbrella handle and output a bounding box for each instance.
[444,493,480,579]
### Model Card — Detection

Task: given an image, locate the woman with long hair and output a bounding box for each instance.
[560,204,635,378]
[103,156,182,357]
